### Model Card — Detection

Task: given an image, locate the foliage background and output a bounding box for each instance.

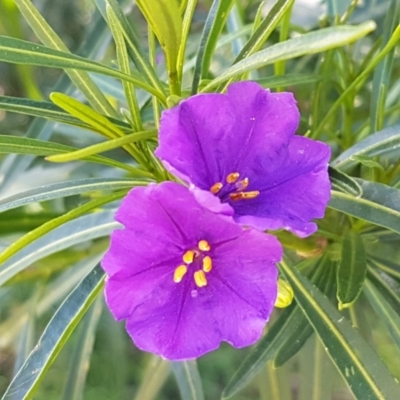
[0,0,400,399]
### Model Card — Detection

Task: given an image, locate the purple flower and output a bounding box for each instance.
[155,81,331,237]
[101,182,281,360]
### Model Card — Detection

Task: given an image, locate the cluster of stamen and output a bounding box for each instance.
[210,172,259,201]
[173,240,213,288]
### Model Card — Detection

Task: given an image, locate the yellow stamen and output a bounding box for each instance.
[229,190,260,201]
[226,172,240,184]
[202,256,212,272]
[210,182,223,194]
[173,265,188,283]
[198,240,210,251]
[183,250,195,264]
[194,270,207,287]
[235,177,249,191]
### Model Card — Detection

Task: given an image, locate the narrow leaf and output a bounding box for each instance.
[171,360,205,400]
[202,22,376,91]
[328,166,363,197]
[2,265,104,400]
[337,233,367,309]
[329,179,400,235]
[279,259,400,400]
[332,123,400,169]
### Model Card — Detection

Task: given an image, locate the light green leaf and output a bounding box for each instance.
[14,0,117,117]
[279,259,400,400]
[192,0,234,93]
[62,297,103,400]
[0,211,117,287]
[136,0,182,95]
[328,166,363,196]
[351,155,385,171]
[171,360,205,400]
[0,35,166,103]
[234,0,294,62]
[370,0,400,132]
[0,177,142,213]
[337,233,367,310]
[364,279,400,350]
[0,135,152,177]
[134,357,170,400]
[202,21,376,91]
[256,73,321,89]
[329,179,400,235]
[332,124,400,169]
[2,265,105,400]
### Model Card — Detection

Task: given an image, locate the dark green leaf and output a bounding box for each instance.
[256,73,321,89]
[351,155,385,171]
[329,166,363,196]
[332,124,400,169]
[279,259,400,400]
[337,233,367,309]
[329,179,400,235]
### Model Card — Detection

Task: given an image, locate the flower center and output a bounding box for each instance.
[210,172,260,202]
[173,240,213,288]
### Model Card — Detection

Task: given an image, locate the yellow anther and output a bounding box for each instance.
[226,172,240,183]
[275,279,294,308]
[235,177,249,191]
[210,182,223,194]
[202,256,212,272]
[173,265,187,283]
[198,240,210,251]
[194,270,207,287]
[183,250,195,264]
[229,190,260,201]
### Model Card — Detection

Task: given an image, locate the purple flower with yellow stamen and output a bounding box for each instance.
[101,182,281,360]
[155,81,331,237]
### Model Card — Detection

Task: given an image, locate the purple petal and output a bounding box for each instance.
[124,229,281,360]
[234,136,331,236]
[101,182,281,360]
[155,81,299,191]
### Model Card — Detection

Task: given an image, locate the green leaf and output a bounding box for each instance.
[0,35,166,103]
[0,211,117,286]
[0,177,142,213]
[256,73,321,89]
[368,266,400,315]
[62,297,103,400]
[332,124,400,169]
[2,265,105,400]
[328,166,363,196]
[0,135,152,177]
[192,0,234,93]
[14,0,118,117]
[274,257,335,368]
[202,21,376,91]
[337,233,367,310]
[351,155,385,171]
[136,0,182,95]
[279,259,400,400]
[222,305,296,399]
[95,0,165,96]
[370,0,400,132]
[0,191,126,268]
[134,357,170,400]
[234,0,294,62]
[171,360,205,400]
[46,130,157,163]
[329,179,400,235]
[364,279,400,350]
